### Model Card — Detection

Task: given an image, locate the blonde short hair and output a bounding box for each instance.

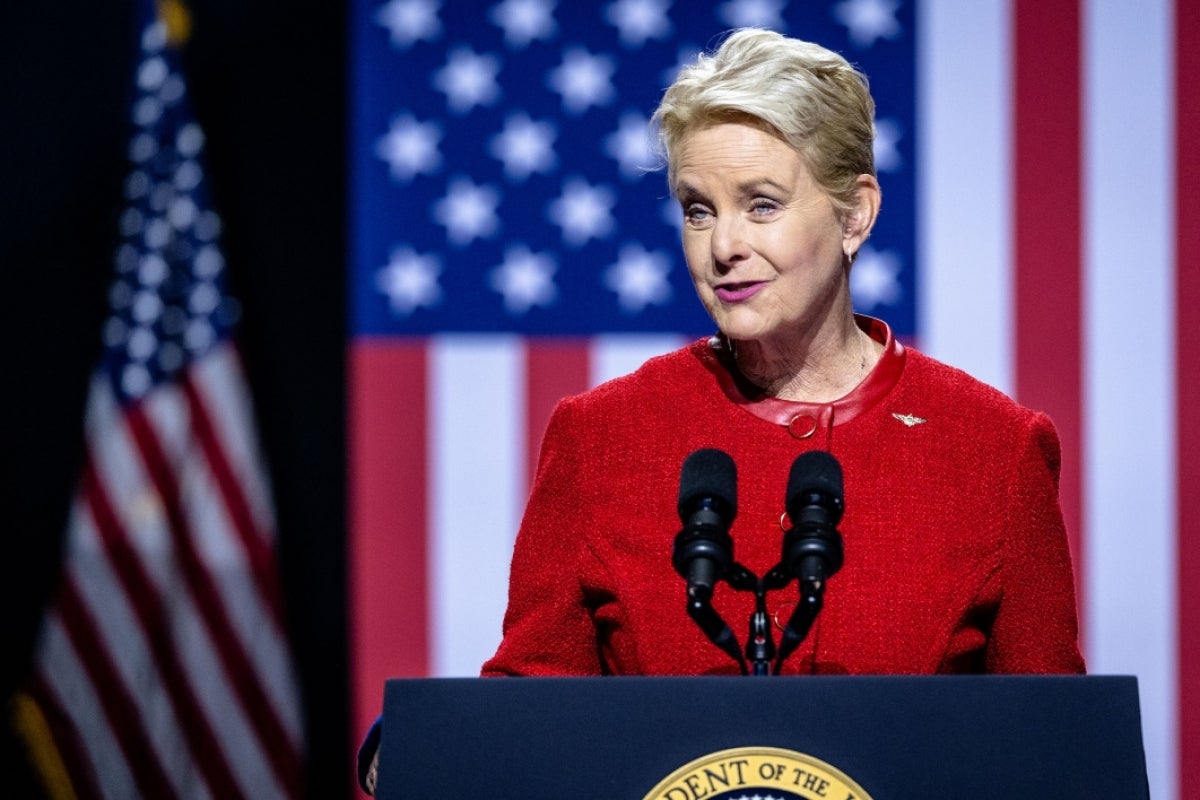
[653,28,876,216]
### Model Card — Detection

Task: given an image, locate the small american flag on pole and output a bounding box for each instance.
[27,1,305,796]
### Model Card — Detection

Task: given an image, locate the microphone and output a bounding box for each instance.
[673,448,738,600]
[782,450,845,591]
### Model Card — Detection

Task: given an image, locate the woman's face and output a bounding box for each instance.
[672,122,860,349]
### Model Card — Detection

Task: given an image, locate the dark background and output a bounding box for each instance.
[2,1,350,796]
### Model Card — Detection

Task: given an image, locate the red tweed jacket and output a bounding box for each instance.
[482,317,1085,677]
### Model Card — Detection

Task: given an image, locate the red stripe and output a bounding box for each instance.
[349,341,430,745]
[81,461,243,798]
[1176,0,1200,793]
[123,404,302,797]
[179,371,304,790]
[524,339,591,488]
[181,367,287,626]
[48,581,176,799]
[1011,1,1086,625]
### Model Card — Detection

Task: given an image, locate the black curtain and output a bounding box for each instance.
[1,2,349,796]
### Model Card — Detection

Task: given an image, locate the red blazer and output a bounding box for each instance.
[483,317,1085,677]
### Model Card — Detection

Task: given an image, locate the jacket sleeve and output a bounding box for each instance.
[481,396,606,676]
[986,410,1086,673]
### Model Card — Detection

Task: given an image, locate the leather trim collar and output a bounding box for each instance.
[698,315,906,430]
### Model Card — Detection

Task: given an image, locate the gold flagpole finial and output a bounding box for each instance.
[156,0,193,47]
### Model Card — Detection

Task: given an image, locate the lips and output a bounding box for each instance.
[714,281,767,302]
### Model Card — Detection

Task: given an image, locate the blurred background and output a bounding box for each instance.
[2,1,1194,799]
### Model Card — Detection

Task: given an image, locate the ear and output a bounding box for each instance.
[841,174,881,258]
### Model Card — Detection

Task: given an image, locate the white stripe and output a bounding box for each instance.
[63,500,202,799]
[590,334,687,386]
[917,0,1013,394]
[38,613,141,800]
[430,336,523,676]
[1082,3,1176,799]
[171,579,287,799]
[85,379,179,598]
[189,344,277,541]
[74,379,221,797]
[86,381,288,795]
[144,384,248,570]
[182,446,305,748]
[144,382,305,747]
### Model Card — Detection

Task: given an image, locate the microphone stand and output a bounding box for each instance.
[683,586,748,675]
[706,563,800,676]
[724,565,771,675]
[771,572,824,675]
[679,528,834,675]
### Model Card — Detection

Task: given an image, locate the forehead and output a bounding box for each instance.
[671,122,806,192]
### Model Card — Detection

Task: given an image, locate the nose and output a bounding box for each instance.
[710,213,750,271]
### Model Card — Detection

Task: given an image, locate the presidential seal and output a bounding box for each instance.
[643,746,873,800]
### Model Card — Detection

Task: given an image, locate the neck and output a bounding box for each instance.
[731,315,879,403]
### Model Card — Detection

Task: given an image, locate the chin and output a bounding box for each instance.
[712,313,773,344]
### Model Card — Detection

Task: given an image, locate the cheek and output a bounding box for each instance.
[680,246,718,312]
[686,264,714,308]
[681,234,710,280]
[763,225,835,274]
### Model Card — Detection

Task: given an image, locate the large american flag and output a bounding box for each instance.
[28,1,305,797]
[348,2,1197,799]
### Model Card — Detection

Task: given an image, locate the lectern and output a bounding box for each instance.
[374,675,1148,799]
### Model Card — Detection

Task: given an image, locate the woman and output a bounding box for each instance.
[480,28,1084,677]
[358,26,1084,794]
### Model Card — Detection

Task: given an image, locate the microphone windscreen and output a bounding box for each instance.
[786,450,844,509]
[677,448,738,520]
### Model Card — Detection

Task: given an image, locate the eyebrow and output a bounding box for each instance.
[673,177,790,201]
[736,177,790,196]
[673,181,701,202]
